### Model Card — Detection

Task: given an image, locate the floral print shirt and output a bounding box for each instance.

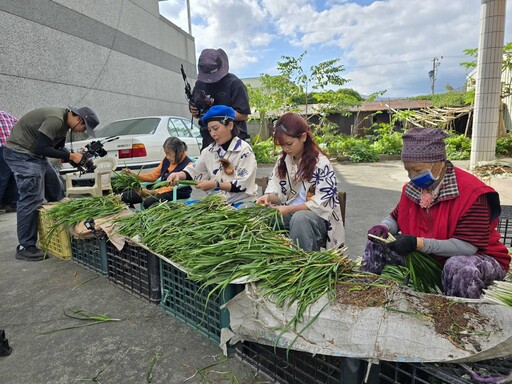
[184,137,257,204]
[265,153,345,248]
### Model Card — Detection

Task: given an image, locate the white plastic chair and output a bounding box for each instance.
[65,157,118,197]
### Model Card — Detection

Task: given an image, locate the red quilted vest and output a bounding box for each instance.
[396,167,510,271]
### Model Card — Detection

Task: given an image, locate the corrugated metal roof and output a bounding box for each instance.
[349,99,433,112]
[250,99,434,117]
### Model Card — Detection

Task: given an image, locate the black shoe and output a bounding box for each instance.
[15,245,45,261]
[0,330,12,357]
[4,205,16,213]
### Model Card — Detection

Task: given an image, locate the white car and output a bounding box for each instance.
[60,116,202,174]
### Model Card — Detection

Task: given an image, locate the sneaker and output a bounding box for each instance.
[15,245,45,261]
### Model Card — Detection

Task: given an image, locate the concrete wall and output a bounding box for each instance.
[0,0,196,128]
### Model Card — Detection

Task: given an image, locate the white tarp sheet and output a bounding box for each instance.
[227,283,512,363]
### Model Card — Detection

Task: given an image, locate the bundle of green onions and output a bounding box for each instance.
[44,195,126,228]
[42,195,127,246]
[483,280,512,307]
[380,251,443,294]
[114,194,358,331]
[111,170,143,192]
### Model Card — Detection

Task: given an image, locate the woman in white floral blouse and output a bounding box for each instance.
[256,113,344,250]
[167,105,257,205]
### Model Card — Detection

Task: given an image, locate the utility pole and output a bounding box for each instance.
[186,0,192,35]
[428,56,442,96]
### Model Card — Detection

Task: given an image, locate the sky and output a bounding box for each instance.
[159,0,512,99]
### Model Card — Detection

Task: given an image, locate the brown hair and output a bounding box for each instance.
[273,113,324,180]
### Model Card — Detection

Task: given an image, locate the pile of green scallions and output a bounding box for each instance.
[114,194,357,330]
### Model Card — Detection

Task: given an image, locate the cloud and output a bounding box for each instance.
[160,0,512,97]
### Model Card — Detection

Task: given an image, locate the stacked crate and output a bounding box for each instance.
[38,206,72,259]
[160,259,243,343]
[71,236,108,275]
[105,242,161,303]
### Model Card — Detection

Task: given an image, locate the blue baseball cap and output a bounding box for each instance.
[201,105,236,125]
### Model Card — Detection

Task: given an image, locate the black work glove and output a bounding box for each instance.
[388,235,417,256]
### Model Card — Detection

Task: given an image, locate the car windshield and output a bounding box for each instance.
[94,118,161,138]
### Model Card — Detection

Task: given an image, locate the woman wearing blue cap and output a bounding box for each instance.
[167,105,257,205]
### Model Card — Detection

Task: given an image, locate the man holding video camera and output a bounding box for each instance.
[190,48,251,150]
[3,106,99,261]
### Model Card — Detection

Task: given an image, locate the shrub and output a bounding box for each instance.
[496,135,512,157]
[372,131,403,155]
[251,136,278,164]
[445,133,471,160]
[326,136,379,163]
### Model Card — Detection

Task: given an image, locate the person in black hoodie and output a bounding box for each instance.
[190,48,251,150]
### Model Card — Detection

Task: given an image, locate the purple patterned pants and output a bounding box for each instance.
[361,241,506,298]
[442,254,506,298]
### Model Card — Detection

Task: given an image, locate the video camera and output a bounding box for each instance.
[69,136,119,175]
[180,64,214,117]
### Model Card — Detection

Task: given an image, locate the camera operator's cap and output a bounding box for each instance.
[201,105,236,125]
[69,106,100,137]
[197,48,229,83]
[401,127,450,162]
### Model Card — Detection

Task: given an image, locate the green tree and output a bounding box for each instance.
[247,73,297,136]
[460,42,512,102]
[277,51,349,115]
[248,51,370,138]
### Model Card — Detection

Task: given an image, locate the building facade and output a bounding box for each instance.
[0,0,196,126]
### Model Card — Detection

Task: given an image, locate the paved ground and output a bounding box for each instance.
[1,159,511,383]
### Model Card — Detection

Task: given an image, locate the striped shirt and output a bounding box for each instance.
[392,162,491,249]
[0,111,18,146]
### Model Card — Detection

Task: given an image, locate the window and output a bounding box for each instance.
[94,118,160,138]
[168,118,201,138]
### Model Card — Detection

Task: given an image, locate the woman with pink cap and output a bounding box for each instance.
[364,127,510,298]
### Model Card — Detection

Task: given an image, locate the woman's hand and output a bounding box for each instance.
[256,194,272,207]
[140,188,155,197]
[121,168,133,175]
[274,205,293,216]
[167,172,183,185]
[195,180,216,191]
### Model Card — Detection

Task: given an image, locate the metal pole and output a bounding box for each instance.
[186,0,192,35]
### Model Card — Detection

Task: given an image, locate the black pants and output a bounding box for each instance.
[121,187,191,209]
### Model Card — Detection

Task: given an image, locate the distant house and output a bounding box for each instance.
[344,99,433,135]
[246,99,434,139]
[467,57,512,135]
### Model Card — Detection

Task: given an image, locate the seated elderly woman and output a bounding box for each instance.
[167,105,257,205]
[255,112,344,251]
[121,137,193,209]
[363,127,510,299]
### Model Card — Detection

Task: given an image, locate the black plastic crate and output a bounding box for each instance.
[235,341,378,384]
[71,236,108,275]
[378,358,512,384]
[236,341,512,384]
[498,205,512,247]
[160,260,243,344]
[106,242,161,303]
